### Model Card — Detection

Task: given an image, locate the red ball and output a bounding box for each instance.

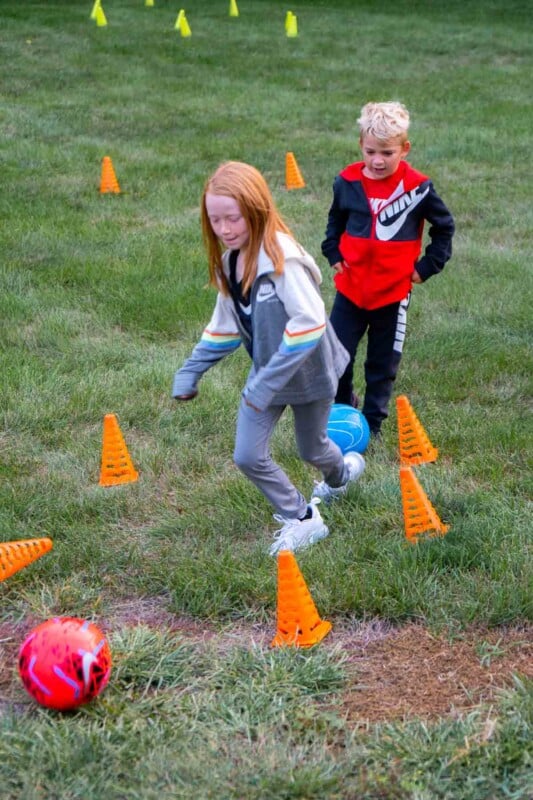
[18,617,112,711]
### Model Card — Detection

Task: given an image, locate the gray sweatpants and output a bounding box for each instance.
[233,396,346,519]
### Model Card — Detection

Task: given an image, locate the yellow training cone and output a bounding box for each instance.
[229,0,239,17]
[90,0,101,20]
[180,13,191,36]
[286,13,298,37]
[95,5,107,26]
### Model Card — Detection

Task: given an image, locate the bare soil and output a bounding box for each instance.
[1,599,531,722]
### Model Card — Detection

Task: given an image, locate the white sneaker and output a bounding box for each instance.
[312,451,365,504]
[269,498,329,557]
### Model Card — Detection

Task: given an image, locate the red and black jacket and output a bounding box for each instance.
[322,161,455,310]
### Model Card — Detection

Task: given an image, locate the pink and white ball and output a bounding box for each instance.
[18,617,112,711]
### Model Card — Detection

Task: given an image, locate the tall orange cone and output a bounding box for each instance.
[100,156,121,194]
[271,551,332,648]
[396,394,438,466]
[285,152,305,190]
[0,538,53,582]
[99,414,139,487]
[400,466,449,542]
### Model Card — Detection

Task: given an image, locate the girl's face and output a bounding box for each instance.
[205,193,250,251]
[360,134,410,180]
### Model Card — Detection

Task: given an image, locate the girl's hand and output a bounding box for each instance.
[411,269,422,284]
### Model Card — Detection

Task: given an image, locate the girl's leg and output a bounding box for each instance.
[292,398,346,488]
[233,398,307,519]
[330,292,368,405]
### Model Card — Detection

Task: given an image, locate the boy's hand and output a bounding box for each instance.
[411,269,422,284]
[332,260,348,274]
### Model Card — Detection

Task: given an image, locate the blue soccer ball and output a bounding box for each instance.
[327,404,370,454]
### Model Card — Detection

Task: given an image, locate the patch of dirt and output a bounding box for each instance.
[337,621,532,722]
[1,600,531,723]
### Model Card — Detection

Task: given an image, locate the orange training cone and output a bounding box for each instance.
[100,156,121,194]
[396,394,438,466]
[0,538,53,582]
[285,152,305,190]
[400,466,449,542]
[99,414,139,487]
[271,551,332,648]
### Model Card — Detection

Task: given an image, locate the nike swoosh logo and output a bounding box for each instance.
[375,185,430,241]
[256,285,275,303]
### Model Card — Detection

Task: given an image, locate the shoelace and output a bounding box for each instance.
[272,515,301,541]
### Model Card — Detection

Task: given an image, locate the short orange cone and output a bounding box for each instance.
[400,466,449,542]
[396,394,438,466]
[0,538,53,582]
[271,551,332,648]
[99,414,139,487]
[285,152,306,190]
[99,156,121,194]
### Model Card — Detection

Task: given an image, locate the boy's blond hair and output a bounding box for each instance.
[357,101,410,143]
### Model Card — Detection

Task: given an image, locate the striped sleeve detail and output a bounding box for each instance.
[280,322,326,354]
[200,328,241,352]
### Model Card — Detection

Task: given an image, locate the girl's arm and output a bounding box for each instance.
[172,294,241,399]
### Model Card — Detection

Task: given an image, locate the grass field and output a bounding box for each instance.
[1,1,532,798]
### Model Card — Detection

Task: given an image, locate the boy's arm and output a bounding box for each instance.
[321,176,349,267]
[415,184,455,281]
[172,294,242,399]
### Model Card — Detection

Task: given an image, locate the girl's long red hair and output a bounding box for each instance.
[201,161,294,295]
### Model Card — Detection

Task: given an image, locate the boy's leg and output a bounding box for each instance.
[330,292,368,405]
[362,294,410,434]
[292,398,346,487]
[233,398,308,519]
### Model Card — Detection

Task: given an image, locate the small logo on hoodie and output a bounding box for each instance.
[257,283,276,302]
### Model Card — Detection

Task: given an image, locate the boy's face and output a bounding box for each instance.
[360,134,410,180]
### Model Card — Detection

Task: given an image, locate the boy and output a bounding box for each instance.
[322,101,455,436]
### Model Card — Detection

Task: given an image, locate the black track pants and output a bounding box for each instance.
[330,291,410,433]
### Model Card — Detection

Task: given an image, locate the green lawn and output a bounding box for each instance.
[0,1,531,797]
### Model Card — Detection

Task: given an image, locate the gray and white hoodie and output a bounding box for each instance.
[172,232,349,411]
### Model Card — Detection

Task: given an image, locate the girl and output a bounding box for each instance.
[172,161,365,555]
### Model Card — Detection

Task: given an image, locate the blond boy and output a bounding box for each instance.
[322,101,455,435]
